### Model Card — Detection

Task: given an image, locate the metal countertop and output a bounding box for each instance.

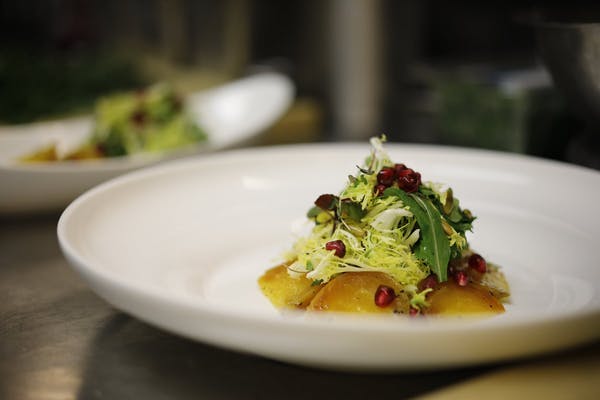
[1,214,598,400]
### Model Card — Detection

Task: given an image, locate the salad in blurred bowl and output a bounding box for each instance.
[0,72,294,214]
[21,83,207,162]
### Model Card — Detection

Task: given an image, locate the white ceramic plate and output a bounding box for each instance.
[57,143,600,371]
[0,72,294,214]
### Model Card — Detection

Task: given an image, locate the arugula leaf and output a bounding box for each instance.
[418,185,437,198]
[385,188,451,281]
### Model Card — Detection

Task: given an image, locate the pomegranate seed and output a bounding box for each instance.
[375,183,388,196]
[130,109,146,126]
[396,169,421,193]
[377,167,396,186]
[418,274,438,291]
[325,240,346,257]
[374,285,396,307]
[394,163,407,175]
[454,271,468,286]
[468,253,487,273]
[315,194,337,210]
[448,263,456,276]
[95,144,106,156]
[409,307,420,316]
[171,95,183,111]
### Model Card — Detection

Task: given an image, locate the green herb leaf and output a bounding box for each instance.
[418,186,475,234]
[307,206,321,219]
[448,219,474,233]
[446,198,475,232]
[448,202,464,223]
[385,188,451,281]
[357,165,374,175]
[418,185,436,198]
[306,260,314,271]
[340,199,365,221]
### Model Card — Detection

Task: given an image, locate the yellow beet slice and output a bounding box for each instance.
[20,144,59,162]
[258,264,322,308]
[64,143,104,160]
[424,280,505,315]
[307,272,411,314]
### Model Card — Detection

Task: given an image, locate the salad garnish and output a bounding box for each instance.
[260,136,509,315]
[20,83,207,162]
[287,136,474,287]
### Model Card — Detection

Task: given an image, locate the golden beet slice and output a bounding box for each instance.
[258,264,322,309]
[307,272,410,314]
[424,280,505,315]
[20,144,59,162]
[64,143,104,160]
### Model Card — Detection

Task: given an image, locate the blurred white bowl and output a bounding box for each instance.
[0,72,294,215]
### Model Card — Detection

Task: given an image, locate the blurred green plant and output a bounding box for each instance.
[0,49,147,124]
[433,78,528,153]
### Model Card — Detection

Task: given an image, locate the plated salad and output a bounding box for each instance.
[259,137,510,316]
[20,83,207,162]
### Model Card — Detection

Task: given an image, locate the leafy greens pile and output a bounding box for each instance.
[285,136,475,303]
[90,83,207,157]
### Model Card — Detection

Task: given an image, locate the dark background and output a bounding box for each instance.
[2,0,600,167]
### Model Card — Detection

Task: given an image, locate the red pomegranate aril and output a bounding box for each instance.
[468,253,487,273]
[375,183,388,196]
[171,95,183,111]
[409,307,420,316]
[418,274,439,291]
[394,163,407,176]
[396,169,421,193]
[315,194,337,210]
[131,109,146,126]
[454,271,468,287]
[377,167,396,186]
[95,144,107,156]
[374,285,396,307]
[325,240,346,257]
[396,167,412,177]
[447,263,456,276]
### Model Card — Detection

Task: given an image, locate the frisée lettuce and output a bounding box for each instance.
[285,136,475,290]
